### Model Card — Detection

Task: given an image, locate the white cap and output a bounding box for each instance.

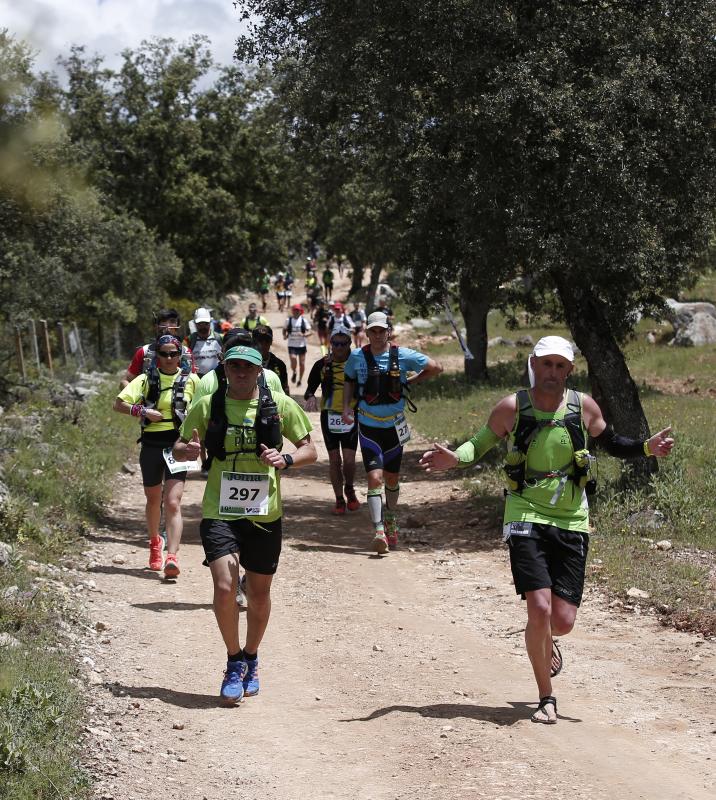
[528,336,575,387]
[330,324,353,340]
[194,307,211,323]
[366,311,389,329]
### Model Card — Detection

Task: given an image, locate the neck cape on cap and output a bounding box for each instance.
[528,336,575,387]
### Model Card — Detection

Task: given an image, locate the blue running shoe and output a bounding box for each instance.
[243,657,259,696]
[220,660,247,706]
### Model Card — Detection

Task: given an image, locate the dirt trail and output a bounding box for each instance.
[81,275,715,800]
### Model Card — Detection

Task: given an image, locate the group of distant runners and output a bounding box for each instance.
[113,279,674,723]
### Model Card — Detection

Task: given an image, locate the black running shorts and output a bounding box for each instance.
[288,346,307,356]
[200,517,282,575]
[139,438,186,488]
[358,421,403,474]
[320,410,359,453]
[507,522,589,607]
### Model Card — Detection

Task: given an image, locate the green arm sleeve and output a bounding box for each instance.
[455,425,502,468]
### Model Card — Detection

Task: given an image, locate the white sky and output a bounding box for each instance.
[1,0,245,78]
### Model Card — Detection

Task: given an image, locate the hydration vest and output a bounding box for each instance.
[320,354,335,399]
[142,364,191,429]
[204,372,281,461]
[188,331,221,350]
[361,345,409,407]
[504,389,594,498]
[286,317,307,334]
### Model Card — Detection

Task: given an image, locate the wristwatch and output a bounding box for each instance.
[282,453,294,470]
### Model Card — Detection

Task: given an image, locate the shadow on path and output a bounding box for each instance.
[107,682,221,710]
[341,700,581,726]
[131,601,213,612]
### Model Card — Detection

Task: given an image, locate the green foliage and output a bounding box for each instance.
[240,0,716,434]
[1,380,135,554]
[0,376,135,798]
[0,31,180,329]
[0,656,90,798]
[62,40,311,294]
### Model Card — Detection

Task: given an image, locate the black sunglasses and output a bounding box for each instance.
[332,340,351,347]
[158,350,181,358]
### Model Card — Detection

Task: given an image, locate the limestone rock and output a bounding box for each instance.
[626,587,650,599]
[665,299,716,346]
[0,540,12,567]
[627,509,665,530]
[488,336,515,347]
[0,632,21,648]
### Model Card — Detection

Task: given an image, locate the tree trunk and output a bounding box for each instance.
[553,274,656,481]
[348,254,364,297]
[366,262,383,313]
[458,274,491,382]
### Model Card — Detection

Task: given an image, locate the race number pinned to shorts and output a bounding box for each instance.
[163,448,199,474]
[395,413,411,445]
[219,472,270,516]
[327,412,354,434]
[502,521,533,542]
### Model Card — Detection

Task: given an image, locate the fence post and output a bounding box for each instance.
[39,319,54,377]
[14,326,26,380]
[28,319,41,372]
[57,322,68,365]
[72,322,86,369]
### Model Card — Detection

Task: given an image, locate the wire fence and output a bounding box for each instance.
[7,319,134,380]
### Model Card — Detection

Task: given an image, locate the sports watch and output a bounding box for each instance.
[282,453,294,469]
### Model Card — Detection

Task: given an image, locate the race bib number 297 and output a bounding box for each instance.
[219,472,270,516]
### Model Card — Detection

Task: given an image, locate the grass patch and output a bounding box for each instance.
[0,378,135,797]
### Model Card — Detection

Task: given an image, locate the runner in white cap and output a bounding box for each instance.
[343,311,443,552]
[419,335,674,724]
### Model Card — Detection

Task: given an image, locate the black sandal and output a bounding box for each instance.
[531,695,557,724]
[550,639,563,678]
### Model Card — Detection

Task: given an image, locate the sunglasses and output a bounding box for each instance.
[332,340,351,347]
[158,351,181,358]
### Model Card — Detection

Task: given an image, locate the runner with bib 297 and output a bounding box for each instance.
[342,311,442,554]
[173,345,316,707]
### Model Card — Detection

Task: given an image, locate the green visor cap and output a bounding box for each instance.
[223,345,263,366]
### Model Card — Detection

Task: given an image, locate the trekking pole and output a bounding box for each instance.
[443,302,474,360]
[39,319,54,377]
[14,325,26,380]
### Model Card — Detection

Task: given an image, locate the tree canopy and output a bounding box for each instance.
[239,0,716,437]
[61,37,310,295]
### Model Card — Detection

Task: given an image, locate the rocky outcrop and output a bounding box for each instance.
[665,299,716,346]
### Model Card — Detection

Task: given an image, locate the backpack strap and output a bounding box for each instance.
[204,385,228,461]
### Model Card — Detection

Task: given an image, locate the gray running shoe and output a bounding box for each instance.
[236,573,248,611]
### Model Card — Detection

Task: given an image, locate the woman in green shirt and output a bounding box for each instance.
[114,335,200,579]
